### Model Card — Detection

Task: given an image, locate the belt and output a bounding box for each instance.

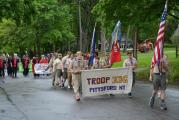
[154,73,166,75]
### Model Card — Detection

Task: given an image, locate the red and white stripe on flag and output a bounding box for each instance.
[151,1,167,68]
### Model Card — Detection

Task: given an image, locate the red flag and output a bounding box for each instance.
[110,40,121,65]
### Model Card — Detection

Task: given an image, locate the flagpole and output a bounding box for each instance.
[162,0,168,58]
[151,0,168,69]
[89,23,97,65]
[90,22,97,50]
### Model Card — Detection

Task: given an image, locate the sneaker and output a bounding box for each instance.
[149,97,155,108]
[52,79,55,86]
[75,94,80,101]
[60,83,65,88]
[160,102,167,110]
[56,82,59,86]
[68,85,71,89]
[109,94,115,96]
[52,82,55,86]
[128,93,132,98]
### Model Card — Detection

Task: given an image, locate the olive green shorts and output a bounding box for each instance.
[56,69,63,78]
[153,73,167,91]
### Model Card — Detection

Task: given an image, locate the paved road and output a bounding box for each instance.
[0,73,179,120]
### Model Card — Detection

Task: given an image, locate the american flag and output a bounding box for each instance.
[151,1,168,68]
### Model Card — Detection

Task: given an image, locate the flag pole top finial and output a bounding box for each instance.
[165,0,168,6]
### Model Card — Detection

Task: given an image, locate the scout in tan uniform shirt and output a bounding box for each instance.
[62,51,71,87]
[123,50,137,98]
[48,53,57,86]
[53,53,63,87]
[70,51,84,101]
[99,53,111,69]
[149,54,169,110]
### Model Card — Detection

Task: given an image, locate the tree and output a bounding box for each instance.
[92,0,179,43]
[0,0,75,56]
[32,0,75,55]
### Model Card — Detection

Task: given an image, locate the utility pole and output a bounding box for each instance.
[100,30,106,54]
[78,0,82,51]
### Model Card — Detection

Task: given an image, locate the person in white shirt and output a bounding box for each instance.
[123,50,137,98]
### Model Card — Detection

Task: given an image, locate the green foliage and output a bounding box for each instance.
[0,19,35,53]
[171,25,179,46]
[0,0,75,54]
[92,0,179,42]
[33,0,75,43]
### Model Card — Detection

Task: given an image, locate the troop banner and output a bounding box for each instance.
[34,63,50,74]
[81,68,132,97]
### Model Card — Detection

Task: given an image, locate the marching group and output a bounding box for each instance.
[0,50,169,110]
[44,50,169,110]
[47,50,137,101]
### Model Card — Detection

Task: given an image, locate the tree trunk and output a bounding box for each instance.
[100,30,106,54]
[53,39,56,52]
[133,28,138,60]
[35,32,41,58]
[83,31,88,52]
[78,0,82,51]
[34,45,36,56]
[108,38,112,52]
[123,33,127,53]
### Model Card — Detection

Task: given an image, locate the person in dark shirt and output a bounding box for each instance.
[11,54,19,78]
[32,56,39,78]
[7,55,12,77]
[22,55,30,76]
[0,55,6,79]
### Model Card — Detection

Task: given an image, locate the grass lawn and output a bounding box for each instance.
[112,47,179,84]
[18,62,32,72]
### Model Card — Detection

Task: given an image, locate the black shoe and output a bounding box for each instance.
[128,93,132,98]
[60,83,65,88]
[160,102,167,110]
[149,97,155,108]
